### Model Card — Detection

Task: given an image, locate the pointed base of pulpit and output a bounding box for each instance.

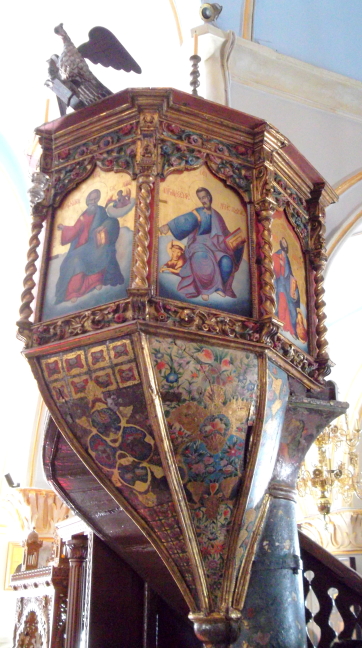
[190,612,240,648]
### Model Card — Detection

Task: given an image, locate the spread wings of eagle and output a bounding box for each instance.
[46,24,142,115]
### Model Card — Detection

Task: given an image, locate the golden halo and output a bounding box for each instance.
[188,177,214,203]
[78,181,109,208]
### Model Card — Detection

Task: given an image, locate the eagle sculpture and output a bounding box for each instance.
[46,24,142,115]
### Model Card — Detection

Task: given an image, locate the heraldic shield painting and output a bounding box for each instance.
[43,169,135,321]
[158,166,251,316]
[271,210,309,353]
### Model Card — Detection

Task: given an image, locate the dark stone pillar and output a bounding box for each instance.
[236,391,347,648]
[65,533,88,648]
[237,491,306,647]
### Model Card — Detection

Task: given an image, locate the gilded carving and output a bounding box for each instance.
[255,198,278,318]
[140,111,159,129]
[17,203,49,346]
[273,188,309,249]
[131,174,155,288]
[13,596,51,648]
[52,124,137,169]
[32,301,129,346]
[308,190,330,376]
[274,174,308,214]
[66,535,88,561]
[160,122,252,199]
[138,110,158,174]
[161,122,254,164]
[151,299,257,339]
[48,125,138,206]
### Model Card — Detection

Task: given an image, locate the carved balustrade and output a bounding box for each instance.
[300,532,362,648]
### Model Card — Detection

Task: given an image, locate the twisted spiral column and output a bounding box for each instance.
[256,204,277,317]
[131,174,155,289]
[309,201,330,375]
[16,205,47,344]
[311,252,329,371]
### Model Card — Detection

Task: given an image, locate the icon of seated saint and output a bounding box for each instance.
[159,187,245,301]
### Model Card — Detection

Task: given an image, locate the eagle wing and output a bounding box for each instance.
[78,27,142,74]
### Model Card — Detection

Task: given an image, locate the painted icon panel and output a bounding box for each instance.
[42,169,136,321]
[271,210,308,352]
[158,166,251,317]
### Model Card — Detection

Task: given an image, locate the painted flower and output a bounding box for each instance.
[170,156,180,167]
[201,414,230,437]
[156,361,167,371]
[209,155,221,164]
[210,542,224,554]
[222,464,234,474]
[191,462,205,475]
[161,144,172,154]
[75,146,89,157]
[227,446,241,458]
[253,632,271,645]
[205,559,219,572]
[166,371,179,384]
[120,123,134,135]
[58,147,70,160]
[89,435,116,469]
[188,134,202,146]
[166,123,181,135]
[221,358,231,368]
[245,607,255,619]
[100,136,114,148]
[216,144,227,154]
[198,348,214,363]
[168,403,206,438]
[234,144,247,156]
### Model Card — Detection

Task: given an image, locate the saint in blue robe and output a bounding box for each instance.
[167,207,243,298]
[55,205,124,304]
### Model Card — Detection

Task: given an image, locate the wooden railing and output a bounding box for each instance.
[300,531,362,648]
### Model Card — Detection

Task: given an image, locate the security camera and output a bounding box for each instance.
[200,3,223,23]
[4,473,20,488]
